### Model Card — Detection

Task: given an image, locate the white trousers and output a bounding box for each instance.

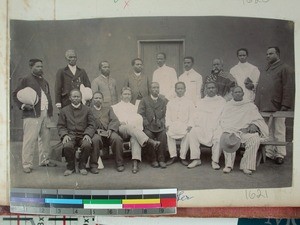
[167,133,189,159]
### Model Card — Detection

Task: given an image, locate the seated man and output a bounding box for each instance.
[216,86,269,175]
[188,81,226,169]
[112,87,161,173]
[166,82,194,166]
[138,82,167,169]
[90,91,123,174]
[57,89,96,176]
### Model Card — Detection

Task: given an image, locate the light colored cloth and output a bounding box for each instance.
[68,64,77,75]
[179,68,203,105]
[152,64,178,100]
[230,62,260,102]
[166,96,194,159]
[40,90,48,110]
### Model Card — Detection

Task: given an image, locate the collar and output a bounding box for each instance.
[71,103,81,108]
[267,59,281,70]
[151,95,158,101]
[68,64,77,69]
[134,72,141,76]
[32,73,43,79]
[93,105,102,110]
[101,74,109,79]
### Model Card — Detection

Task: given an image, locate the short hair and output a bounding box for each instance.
[29,59,42,67]
[205,81,217,88]
[69,88,82,97]
[175,81,186,89]
[65,49,76,58]
[184,56,194,63]
[237,48,248,56]
[151,81,159,87]
[93,91,104,99]
[212,58,223,66]
[232,86,244,93]
[121,87,132,94]
[99,61,109,69]
[268,46,280,56]
[157,52,166,59]
[131,58,143,66]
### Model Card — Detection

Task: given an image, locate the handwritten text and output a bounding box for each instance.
[177,191,194,201]
[245,189,268,200]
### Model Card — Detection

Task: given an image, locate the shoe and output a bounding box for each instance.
[275,157,284,165]
[148,139,160,149]
[180,159,189,166]
[23,167,32,173]
[64,169,74,176]
[116,165,125,172]
[211,161,220,170]
[223,167,232,173]
[242,169,252,175]
[187,160,201,168]
[159,161,167,169]
[90,168,99,174]
[40,162,57,167]
[166,157,177,166]
[79,169,88,175]
[132,160,139,174]
[151,161,159,168]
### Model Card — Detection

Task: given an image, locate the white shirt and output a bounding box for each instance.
[230,62,260,102]
[179,68,203,104]
[40,90,48,110]
[152,64,178,100]
[68,64,77,75]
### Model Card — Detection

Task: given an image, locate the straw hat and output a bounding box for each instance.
[17,87,39,105]
[220,132,241,153]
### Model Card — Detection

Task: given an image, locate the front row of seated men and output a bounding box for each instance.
[57,81,269,176]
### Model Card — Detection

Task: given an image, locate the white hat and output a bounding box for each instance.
[220,132,241,153]
[80,84,93,103]
[17,87,39,105]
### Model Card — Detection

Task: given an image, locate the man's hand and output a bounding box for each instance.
[248,124,259,133]
[62,135,71,144]
[83,135,92,144]
[107,130,112,138]
[280,105,289,111]
[22,104,33,110]
[56,103,62,109]
[187,126,192,133]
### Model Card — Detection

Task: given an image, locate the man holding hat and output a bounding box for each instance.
[12,58,55,173]
[217,86,269,175]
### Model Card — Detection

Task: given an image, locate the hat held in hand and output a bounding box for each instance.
[220,132,241,153]
[17,87,39,105]
[80,84,93,102]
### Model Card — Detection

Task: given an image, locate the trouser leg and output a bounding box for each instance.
[240,133,260,171]
[79,138,92,170]
[130,137,142,161]
[274,117,286,158]
[156,131,166,162]
[63,139,76,170]
[143,129,157,162]
[179,133,189,160]
[189,128,201,160]
[224,151,236,169]
[109,132,124,167]
[167,134,177,158]
[38,110,51,165]
[211,140,221,163]
[119,125,148,146]
[90,134,103,168]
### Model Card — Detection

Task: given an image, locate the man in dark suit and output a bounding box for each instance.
[55,49,91,109]
[138,82,167,169]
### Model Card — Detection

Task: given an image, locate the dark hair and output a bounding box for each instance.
[69,88,82,97]
[93,91,104,99]
[131,58,143,66]
[205,81,217,88]
[175,81,186,89]
[184,56,194,63]
[99,61,109,70]
[29,59,42,67]
[232,86,244,93]
[121,87,132,94]
[157,52,166,59]
[268,46,280,56]
[237,48,248,56]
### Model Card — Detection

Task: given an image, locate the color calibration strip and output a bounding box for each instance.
[10,188,177,215]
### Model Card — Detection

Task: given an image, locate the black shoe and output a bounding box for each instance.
[90,168,99,174]
[159,161,167,169]
[166,157,177,166]
[132,160,139,174]
[40,161,57,167]
[117,165,125,172]
[151,161,159,168]
[275,157,284,165]
[180,159,189,166]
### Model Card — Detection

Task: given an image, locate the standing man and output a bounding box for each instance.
[91,61,118,107]
[255,47,294,164]
[138,82,167,169]
[230,48,260,102]
[124,58,150,107]
[57,89,95,176]
[204,58,236,101]
[179,56,203,104]
[165,82,194,166]
[152,52,178,100]
[55,49,91,109]
[13,59,56,173]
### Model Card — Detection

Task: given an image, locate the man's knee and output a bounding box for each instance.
[92,134,103,149]
[81,140,92,150]
[110,132,123,144]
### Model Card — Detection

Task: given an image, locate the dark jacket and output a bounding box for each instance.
[55,66,91,107]
[91,106,120,132]
[57,104,96,139]
[255,61,294,112]
[12,74,53,118]
[138,96,167,133]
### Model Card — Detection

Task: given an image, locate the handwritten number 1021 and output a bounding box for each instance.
[245,189,268,199]
[243,0,270,4]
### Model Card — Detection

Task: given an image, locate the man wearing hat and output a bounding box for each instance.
[217,86,269,175]
[12,58,56,173]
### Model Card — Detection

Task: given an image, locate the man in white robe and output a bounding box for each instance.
[165,82,194,166]
[216,86,269,175]
[230,48,260,102]
[188,82,226,169]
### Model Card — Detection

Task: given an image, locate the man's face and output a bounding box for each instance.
[93,93,103,108]
[237,50,248,63]
[70,90,82,105]
[232,87,244,101]
[66,51,77,66]
[206,83,217,97]
[150,83,160,97]
[31,62,43,76]
[121,90,132,103]
[156,54,166,67]
[133,60,143,73]
[100,62,110,77]
[212,59,222,74]
[175,83,186,97]
[266,48,279,64]
[183,58,193,71]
